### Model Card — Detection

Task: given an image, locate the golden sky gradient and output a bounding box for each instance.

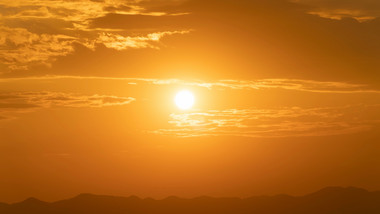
[1,0,380,203]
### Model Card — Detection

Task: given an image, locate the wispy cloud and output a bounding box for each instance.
[0,0,141,24]
[308,10,376,22]
[2,76,379,94]
[153,105,380,138]
[292,0,380,21]
[0,26,76,70]
[172,79,380,94]
[0,0,191,70]
[1,77,379,137]
[0,26,190,70]
[0,91,135,120]
[93,30,190,50]
[20,91,135,108]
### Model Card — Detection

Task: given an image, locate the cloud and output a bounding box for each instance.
[94,30,190,50]
[0,0,140,23]
[0,91,135,120]
[0,26,190,70]
[21,92,136,108]
[89,13,191,30]
[137,0,188,13]
[1,0,380,84]
[153,105,380,138]
[0,26,76,70]
[201,79,380,94]
[148,79,379,94]
[0,76,378,138]
[1,76,380,94]
[0,0,192,70]
[293,0,380,21]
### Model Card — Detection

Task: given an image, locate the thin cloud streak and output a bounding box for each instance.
[153,105,380,138]
[0,91,135,120]
[93,30,190,50]
[293,0,380,21]
[1,76,379,94]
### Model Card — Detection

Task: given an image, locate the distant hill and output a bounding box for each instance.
[1,187,380,214]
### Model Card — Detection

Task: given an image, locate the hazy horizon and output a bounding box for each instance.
[0,186,376,204]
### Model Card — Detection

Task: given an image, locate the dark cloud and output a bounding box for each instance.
[2,18,74,35]
[103,5,134,13]
[0,103,38,109]
[137,0,189,13]
[0,91,135,120]
[90,13,192,31]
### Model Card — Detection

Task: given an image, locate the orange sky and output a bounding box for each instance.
[0,0,380,203]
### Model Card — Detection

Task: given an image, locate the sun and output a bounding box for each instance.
[175,90,195,110]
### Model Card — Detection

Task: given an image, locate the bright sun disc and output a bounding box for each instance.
[175,90,195,110]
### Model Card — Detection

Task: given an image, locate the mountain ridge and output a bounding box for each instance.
[1,186,380,214]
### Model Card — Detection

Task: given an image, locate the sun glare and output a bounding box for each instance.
[175,90,195,110]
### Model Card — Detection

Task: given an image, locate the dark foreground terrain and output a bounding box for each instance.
[1,187,380,214]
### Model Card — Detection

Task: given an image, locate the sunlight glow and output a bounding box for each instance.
[175,90,195,110]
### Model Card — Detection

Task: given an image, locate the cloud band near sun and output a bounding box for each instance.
[0,91,135,120]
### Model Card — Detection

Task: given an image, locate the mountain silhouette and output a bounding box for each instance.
[1,187,380,214]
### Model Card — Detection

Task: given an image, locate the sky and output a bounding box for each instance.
[0,0,380,203]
